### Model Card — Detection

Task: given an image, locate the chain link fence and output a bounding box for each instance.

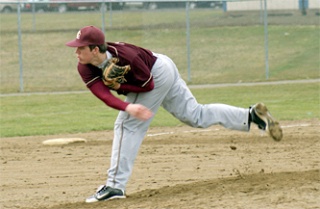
[0,0,319,93]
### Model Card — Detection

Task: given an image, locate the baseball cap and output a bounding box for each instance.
[65,26,105,47]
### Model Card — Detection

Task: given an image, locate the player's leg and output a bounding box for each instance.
[86,54,177,203]
[159,55,250,131]
[86,103,153,203]
[160,54,282,140]
[106,103,153,189]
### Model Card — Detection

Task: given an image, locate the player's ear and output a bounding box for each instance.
[92,46,99,54]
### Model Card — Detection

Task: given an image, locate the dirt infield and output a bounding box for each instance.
[1,119,319,209]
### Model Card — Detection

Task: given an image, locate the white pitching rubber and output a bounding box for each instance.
[42,138,87,146]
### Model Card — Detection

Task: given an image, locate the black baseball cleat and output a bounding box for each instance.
[85,185,126,203]
[250,103,283,141]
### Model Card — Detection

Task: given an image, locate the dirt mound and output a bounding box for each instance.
[49,170,319,209]
[1,119,319,209]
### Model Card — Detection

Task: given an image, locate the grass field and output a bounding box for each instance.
[1,82,319,137]
[0,9,319,138]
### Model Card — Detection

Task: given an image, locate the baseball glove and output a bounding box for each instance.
[102,58,131,88]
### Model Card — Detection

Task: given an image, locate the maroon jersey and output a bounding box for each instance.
[78,42,157,88]
[77,42,157,111]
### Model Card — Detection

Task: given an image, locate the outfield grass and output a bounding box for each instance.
[1,82,319,137]
[0,10,319,93]
[0,9,319,137]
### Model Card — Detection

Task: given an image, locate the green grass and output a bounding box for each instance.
[0,10,319,93]
[0,9,319,137]
[1,82,319,137]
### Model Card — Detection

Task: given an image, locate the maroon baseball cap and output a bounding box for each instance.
[66,26,105,47]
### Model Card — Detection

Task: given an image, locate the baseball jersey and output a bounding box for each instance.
[77,42,157,111]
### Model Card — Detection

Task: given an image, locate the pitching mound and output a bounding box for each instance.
[1,119,319,209]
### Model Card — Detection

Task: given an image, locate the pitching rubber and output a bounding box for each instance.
[42,138,87,146]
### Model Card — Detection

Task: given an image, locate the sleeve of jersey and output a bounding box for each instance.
[77,63,129,111]
[89,81,129,111]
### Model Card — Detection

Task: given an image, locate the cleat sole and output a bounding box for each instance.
[255,103,283,141]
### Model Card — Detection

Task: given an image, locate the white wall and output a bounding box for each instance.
[309,0,320,9]
[226,0,319,11]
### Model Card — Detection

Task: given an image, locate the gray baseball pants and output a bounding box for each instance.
[106,53,250,190]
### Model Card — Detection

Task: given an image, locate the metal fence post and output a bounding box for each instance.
[101,1,106,33]
[32,1,36,31]
[109,1,113,27]
[263,0,269,79]
[17,3,24,92]
[186,1,191,82]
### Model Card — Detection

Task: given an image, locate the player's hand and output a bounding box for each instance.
[125,104,153,121]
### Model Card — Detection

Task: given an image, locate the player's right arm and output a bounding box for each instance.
[77,63,153,120]
[78,63,129,111]
[89,81,129,111]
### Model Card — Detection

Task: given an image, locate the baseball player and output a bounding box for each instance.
[65,25,283,203]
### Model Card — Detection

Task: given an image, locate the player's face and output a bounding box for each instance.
[75,46,94,64]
